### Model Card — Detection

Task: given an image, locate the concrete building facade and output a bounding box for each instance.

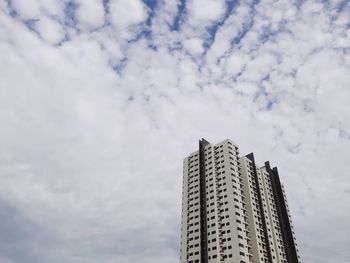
[180,139,301,263]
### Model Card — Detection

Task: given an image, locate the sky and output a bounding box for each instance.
[0,0,349,262]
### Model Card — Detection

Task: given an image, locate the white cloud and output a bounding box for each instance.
[10,0,42,18]
[183,37,203,55]
[109,0,148,39]
[187,0,226,25]
[93,30,123,61]
[225,51,249,77]
[39,0,65,18]
[0,1,7,11]
[10,0,65,19]
[205,3,252,62]
[76,0,105,29]
[0,1,350,263]
[36,16,64,44]
[234,81,258,97]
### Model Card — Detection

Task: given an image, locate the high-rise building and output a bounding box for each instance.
[180,139,301,263]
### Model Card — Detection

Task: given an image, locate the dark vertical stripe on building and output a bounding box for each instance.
[199,139,209,263]
[265,162,299,263]
[246,153,273,263]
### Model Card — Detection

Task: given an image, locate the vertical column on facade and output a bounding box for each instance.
[280,184,301,262]
[214,139,250,263]
[199,139,209,263]
[246,153,273,263]
[181,157,189,263]
[257,167,281,263]
[182,152,201,263]
[260,167,287,263]
[203,142,221,262]
[240,156,267,263]
[265,162,300,263]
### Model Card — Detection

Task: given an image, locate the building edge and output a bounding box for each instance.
[265,161,299,263]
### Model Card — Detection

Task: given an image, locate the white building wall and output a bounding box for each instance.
[182,152,201,263]
[240,157,267,263]
[281,184,302,263]
[211,139,250,263]
[259,167,286,263]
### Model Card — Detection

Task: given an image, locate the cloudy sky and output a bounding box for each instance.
[0,0,349,262]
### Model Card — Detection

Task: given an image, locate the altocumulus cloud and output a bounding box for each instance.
[0,0,350,262]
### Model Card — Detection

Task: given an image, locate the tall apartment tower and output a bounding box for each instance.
[180,139,301,263]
